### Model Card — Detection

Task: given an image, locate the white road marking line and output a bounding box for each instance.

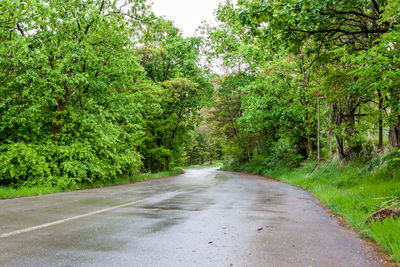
[0,197,154,238]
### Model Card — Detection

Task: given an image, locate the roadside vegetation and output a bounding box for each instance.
[0,0,222,192]
[0,168,183,200]
[1,0,400,263]
[202,0,400,263]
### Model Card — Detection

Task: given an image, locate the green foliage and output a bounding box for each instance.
[0,143,52,187]
[0,0,211,187]
[205,0,400,169]
[0,0,146,187]
[208,3,400,261]
[368,219,400,262]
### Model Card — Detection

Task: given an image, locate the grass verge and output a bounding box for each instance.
[0,168,183,200]
[224,158,400,263]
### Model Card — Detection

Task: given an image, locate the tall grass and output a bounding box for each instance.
[225,153,400,262]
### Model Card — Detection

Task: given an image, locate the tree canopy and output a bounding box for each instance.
[203,0,400,168]
[0,0,212,187]
[1,0,400,187]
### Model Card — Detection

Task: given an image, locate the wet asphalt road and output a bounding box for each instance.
[0,167,385,267]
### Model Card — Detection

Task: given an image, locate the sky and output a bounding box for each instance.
[151,0,224,37]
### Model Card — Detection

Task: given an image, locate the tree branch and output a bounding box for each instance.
[371,0,381,15]
[16,22,25,36]
[343,114,368,117]
[288,27,388,36]
[98,0,105,12]
[71,11,82,31]
[321,10,378,21]
[84,20,94,35]
[84,0,105,35]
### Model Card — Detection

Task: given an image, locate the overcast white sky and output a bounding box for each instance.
[151,0,224,37]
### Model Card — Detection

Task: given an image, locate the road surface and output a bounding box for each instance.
[0,167,386,266]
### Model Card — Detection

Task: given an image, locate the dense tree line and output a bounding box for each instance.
[0,0,212,187]
[2,0,399,188]
[206,0,400,168]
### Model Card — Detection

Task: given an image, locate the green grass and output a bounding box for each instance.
[224,157,400,263]
[0,168,183,200]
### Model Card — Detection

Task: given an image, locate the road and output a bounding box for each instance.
[0,167,385,266]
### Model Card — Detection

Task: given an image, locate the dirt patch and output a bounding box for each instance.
[297,197,311,200]
[239,172,280,183]
[366,208,400,225]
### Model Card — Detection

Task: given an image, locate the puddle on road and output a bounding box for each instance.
[115,206,185,234]
[146,216,185,233]
[112,192,215,235]
[215,173,228,182]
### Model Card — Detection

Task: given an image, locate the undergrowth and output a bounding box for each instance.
[224,151,400,263]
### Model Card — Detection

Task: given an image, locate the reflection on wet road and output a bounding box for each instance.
[0,167,384,266]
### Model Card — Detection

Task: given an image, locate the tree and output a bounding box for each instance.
[135,17,213,172]
[206,0,400,167]
[0,0,213,186]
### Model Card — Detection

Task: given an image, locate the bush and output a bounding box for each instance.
[0,140,142,188]
[0,143,52,187]
[265,137,304,169]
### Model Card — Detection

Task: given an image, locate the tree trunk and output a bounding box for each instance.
[305,111,313,156]
[378,89,383,151]
[335,134,346,161]
[389,118,400,148]
[51,99,65,141]
[328,107,333,162]
[333,103,346,160]
[317,98,321,170]
[344,101,361,154]
[163,156,169,172]
[306,134,313,156]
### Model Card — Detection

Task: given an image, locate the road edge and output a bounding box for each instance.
[222,169,396,267]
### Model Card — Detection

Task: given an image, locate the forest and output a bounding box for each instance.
[0,0,217,188]
[205,0,400,168]
[2,0,399,187]
[1,0,400,261]
[203,0,400,261]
